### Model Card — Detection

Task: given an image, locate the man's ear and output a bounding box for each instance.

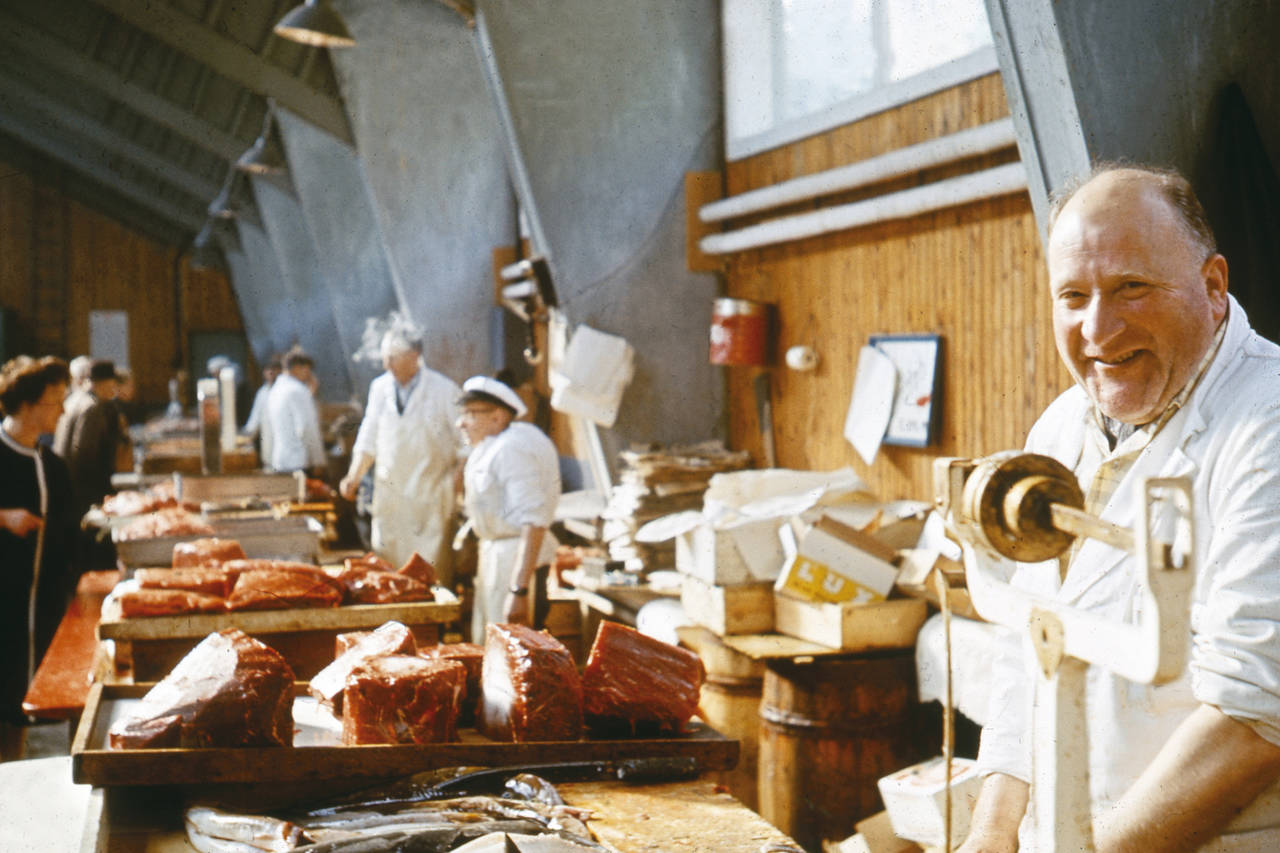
[1203,253,1229,321]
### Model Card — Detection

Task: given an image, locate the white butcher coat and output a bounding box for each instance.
[351,363,462,568]
[463,421,560,644]
[977,296,1280,850]
[266,373,324,473]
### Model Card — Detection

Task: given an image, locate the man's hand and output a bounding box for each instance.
[503,589,530,625]
[956,773,1027,853]
[338,475,359,502]
[0,508,43,538]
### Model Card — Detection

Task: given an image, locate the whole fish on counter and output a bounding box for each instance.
[185,775,603,853]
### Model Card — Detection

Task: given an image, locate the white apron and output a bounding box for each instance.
[369,369,461,571]
[471,534,559,645]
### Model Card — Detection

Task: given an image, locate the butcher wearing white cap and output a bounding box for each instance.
[456,375,560,643]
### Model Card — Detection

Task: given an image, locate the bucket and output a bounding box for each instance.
[758,651,927,852]
[710,298,768,366]
[680,625,765,810]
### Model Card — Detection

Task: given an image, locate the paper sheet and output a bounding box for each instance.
[844,344,896,465]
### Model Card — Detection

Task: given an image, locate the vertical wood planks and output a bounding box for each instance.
[722,74,1072,503]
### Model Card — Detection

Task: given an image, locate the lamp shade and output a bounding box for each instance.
[274,0,355,48]
[237,111,287,175]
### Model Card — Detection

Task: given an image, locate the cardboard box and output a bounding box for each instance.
[896,548,978,620]
[774,515,899,604]
[675,517,785,586]
[878,756,982,849]
[680,574,774,636]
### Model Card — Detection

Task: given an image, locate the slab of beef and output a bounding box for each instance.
[225,563,343,612]
[136,566,240,598]
[420,642,484,725]
[310,621,417,713]
[102,490,190,516]
[398,552,437,587]
[330,564,431,605]
[343,552,395,574]
[114,507,215,541]
[479,624,582,743]
[108,629,295,749]
[580,621,704,735]
[334,629,371,657]
[342,655,465,745]
[118,587,227,618]
[172,537,247,568]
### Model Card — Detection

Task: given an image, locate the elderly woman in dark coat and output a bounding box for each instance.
[0,356,75,761]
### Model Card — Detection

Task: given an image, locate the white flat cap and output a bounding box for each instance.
[460,375,527,418]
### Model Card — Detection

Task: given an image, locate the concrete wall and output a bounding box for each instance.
[227,222,306,370]
[476,0,725,462]
[330,0,515,383]
[988,0,1280,238]
[248,177,354,400]
[274,108,397,394]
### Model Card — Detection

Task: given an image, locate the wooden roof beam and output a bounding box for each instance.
[0,110,206,232]
[0,8,244,161]
[89,0,354,145]
[0,69,222,201]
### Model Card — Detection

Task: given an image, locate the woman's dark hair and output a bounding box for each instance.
[0,356,71,416]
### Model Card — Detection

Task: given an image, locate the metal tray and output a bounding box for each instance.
[174,471,303,502]
[113,515,323,568]
[71,683,739,787]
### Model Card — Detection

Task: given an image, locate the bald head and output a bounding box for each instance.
[1046,167,1228,425]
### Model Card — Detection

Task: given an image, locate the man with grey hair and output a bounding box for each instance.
[959,164,1280,852]
[339,328,463,575]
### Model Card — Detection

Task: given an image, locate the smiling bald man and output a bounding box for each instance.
[959,166,1280,853]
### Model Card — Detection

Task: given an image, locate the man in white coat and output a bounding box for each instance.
[959,166,1280,852]
[266,350,325,475]
[456,375,560,644]
[339,330,463,573]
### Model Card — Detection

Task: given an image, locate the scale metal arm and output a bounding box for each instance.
[934,452,1194,686]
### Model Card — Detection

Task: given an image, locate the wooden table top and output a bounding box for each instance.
[23,569,120,720]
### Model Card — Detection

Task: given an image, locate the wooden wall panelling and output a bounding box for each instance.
[0,154,247,410]
[0,158,35,354]
[723,74,1073,505]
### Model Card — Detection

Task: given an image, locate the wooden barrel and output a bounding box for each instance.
[758,650,927,852]
[677,625,765,810]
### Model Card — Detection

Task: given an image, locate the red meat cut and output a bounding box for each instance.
[172,537,247,568]
[341,655,465,745]
[419,642,484,725]
[330,564,431,604]
[135,566,240,598]
[581,620,704,734]
[117,587,227,618]
[398,552,437,587]
[108,629,295,749]
[225,564,343,611]
[479,623,582,742]
[310,621,417,713]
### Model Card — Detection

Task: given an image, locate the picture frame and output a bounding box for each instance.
[868,333,943,447]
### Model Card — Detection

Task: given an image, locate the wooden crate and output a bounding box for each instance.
[773,593,927,651]
[72,683,739,788]
[99,596,462,680]
[680,575,774,636]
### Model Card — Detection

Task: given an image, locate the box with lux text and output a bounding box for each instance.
[774,515,900,604]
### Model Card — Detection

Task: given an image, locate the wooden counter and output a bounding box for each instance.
[75,775,801,852]
[23,570,120,721]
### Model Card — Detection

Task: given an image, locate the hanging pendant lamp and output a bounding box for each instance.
[274,0,355,48]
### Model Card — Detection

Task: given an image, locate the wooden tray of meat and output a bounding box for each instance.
[71,683,739,787]
[99,593,462,680]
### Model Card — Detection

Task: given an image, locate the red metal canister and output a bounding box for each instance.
[710,298,768,366]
